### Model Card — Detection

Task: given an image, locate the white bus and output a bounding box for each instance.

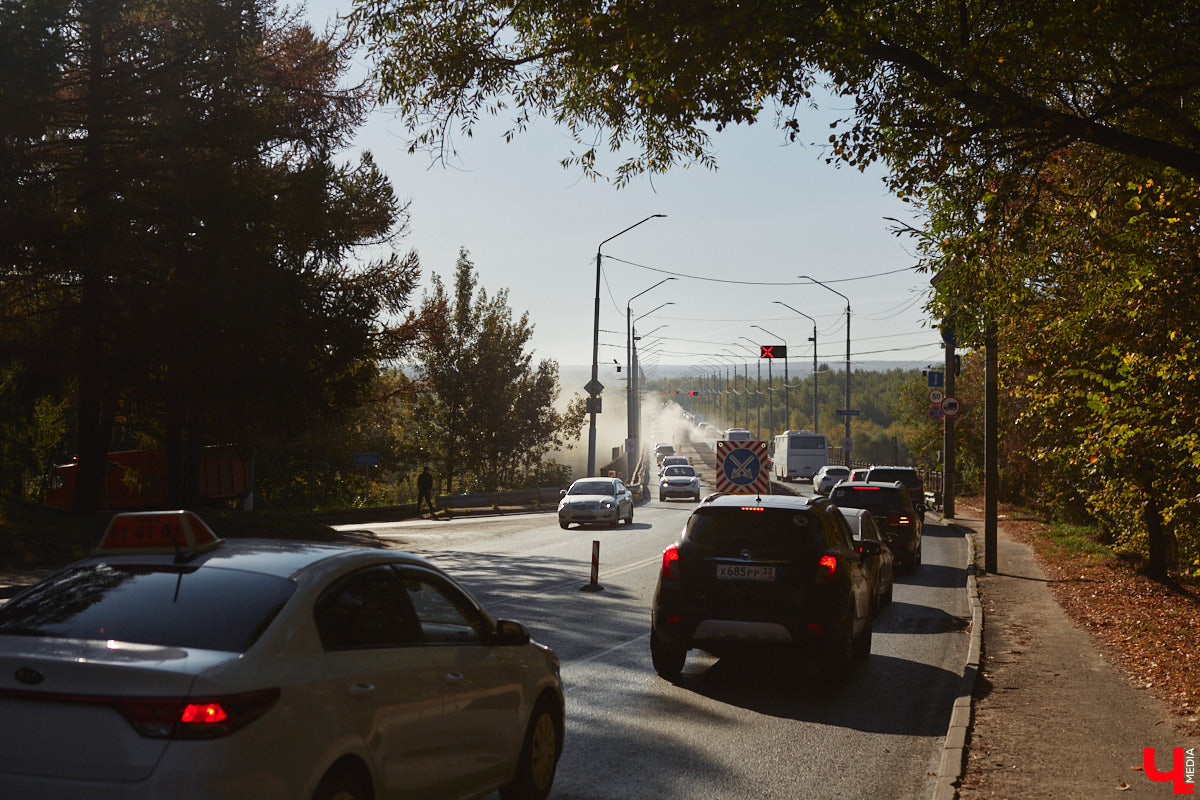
[772,430,829,481]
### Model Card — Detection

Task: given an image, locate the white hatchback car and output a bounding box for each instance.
[814,465,852,495]
[558,477,634,528]
[0,511,564,800]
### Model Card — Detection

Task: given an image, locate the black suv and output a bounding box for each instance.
[829,481,923,571]
[864,466,926,522]
[650,494,874,680]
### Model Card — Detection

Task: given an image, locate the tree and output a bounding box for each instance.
[347,0,1200,184]
[411,250,584,492]
[1,0,419,510]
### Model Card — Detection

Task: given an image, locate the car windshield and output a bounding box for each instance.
[0,563,296,652]
[569,481,615,496]
[664,467,695,477]
[824,468,849,478]
[831,487,900,514]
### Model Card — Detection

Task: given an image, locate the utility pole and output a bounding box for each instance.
[984,322,998,572]
[942,319,956,519]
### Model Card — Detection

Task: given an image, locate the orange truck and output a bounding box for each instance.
[45,448,248,510]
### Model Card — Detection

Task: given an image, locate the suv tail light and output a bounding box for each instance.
[888,513,911,527]
[661,545,681,580]
[114,688,281,739]
[814,552,838,585]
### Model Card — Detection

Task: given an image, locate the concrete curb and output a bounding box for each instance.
[932,521,982,800]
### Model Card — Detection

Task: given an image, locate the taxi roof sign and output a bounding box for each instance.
[97,510,224,557]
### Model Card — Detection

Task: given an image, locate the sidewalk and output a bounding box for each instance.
[943,504,1198,798]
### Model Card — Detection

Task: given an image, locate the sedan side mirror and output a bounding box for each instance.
[560,489,567,497]
[494,619,531,646]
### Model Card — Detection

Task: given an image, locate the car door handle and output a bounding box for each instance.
[444,672,464,682]
[348,682,376,695]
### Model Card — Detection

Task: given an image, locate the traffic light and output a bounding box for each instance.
[760,345,788,359]
[688,390,697,396]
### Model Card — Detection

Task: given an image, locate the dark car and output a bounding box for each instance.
[864,466,926,522]
[650,494,873,681]
[838,506,895,613]
[829,481,923,571]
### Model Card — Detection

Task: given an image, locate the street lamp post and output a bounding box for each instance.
[800,275,851,465]
[722,349,750,429]
[751,324,789,434]
[773,301,819,434]
[735,338,762,437]
[713,354,739,428]
[589,214,666,477]
[627,279,675,478]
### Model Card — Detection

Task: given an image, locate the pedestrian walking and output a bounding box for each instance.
[417,466,437,516]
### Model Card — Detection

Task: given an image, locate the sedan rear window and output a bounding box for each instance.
[0,563,296,653]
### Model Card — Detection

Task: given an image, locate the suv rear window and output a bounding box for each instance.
[685,507,825,549]
[830,486,905,514]
[866,468,922,489]
[0,563,296,652]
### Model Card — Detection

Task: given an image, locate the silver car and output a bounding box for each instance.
[0,511,564,800]
[659,465,702,502]
[558,477,635,528]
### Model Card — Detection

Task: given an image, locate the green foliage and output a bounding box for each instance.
[409,250,585,493]
[348,0,1200,184]
[1,0,418,511]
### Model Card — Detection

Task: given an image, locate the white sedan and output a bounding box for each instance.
[558,477,635,528]
[0,511,564,800]
[659,465,702,502]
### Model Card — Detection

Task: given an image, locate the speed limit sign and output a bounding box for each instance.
[928,389,944,405]
[940,395,961,417]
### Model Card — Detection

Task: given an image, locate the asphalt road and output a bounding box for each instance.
[337,489,971,800]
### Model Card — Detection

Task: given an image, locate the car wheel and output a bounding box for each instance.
[883,577,894,605]
[852,615,872,659]
[312,761,372,800]
[650,629,687,680]
[693,493,700,502]
[624,508,634,525]
[558,521,569,530]
[658,494,664,502]
[499,696,561,800]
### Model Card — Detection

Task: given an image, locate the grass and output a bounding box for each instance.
[1040,522,1112,559]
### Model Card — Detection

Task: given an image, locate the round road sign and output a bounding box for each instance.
[928,389,944,405]
[940,395,961,417]
[928,405,944,421]
[720,446,762,486]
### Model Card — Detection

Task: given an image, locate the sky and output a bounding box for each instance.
[304,2,945,385]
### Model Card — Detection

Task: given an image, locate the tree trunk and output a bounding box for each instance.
[1144,495,1173,580]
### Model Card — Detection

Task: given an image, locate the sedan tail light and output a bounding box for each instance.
[661,545,681,579]
[114,688,281,739]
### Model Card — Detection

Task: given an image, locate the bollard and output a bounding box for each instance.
[579,539,605,592]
